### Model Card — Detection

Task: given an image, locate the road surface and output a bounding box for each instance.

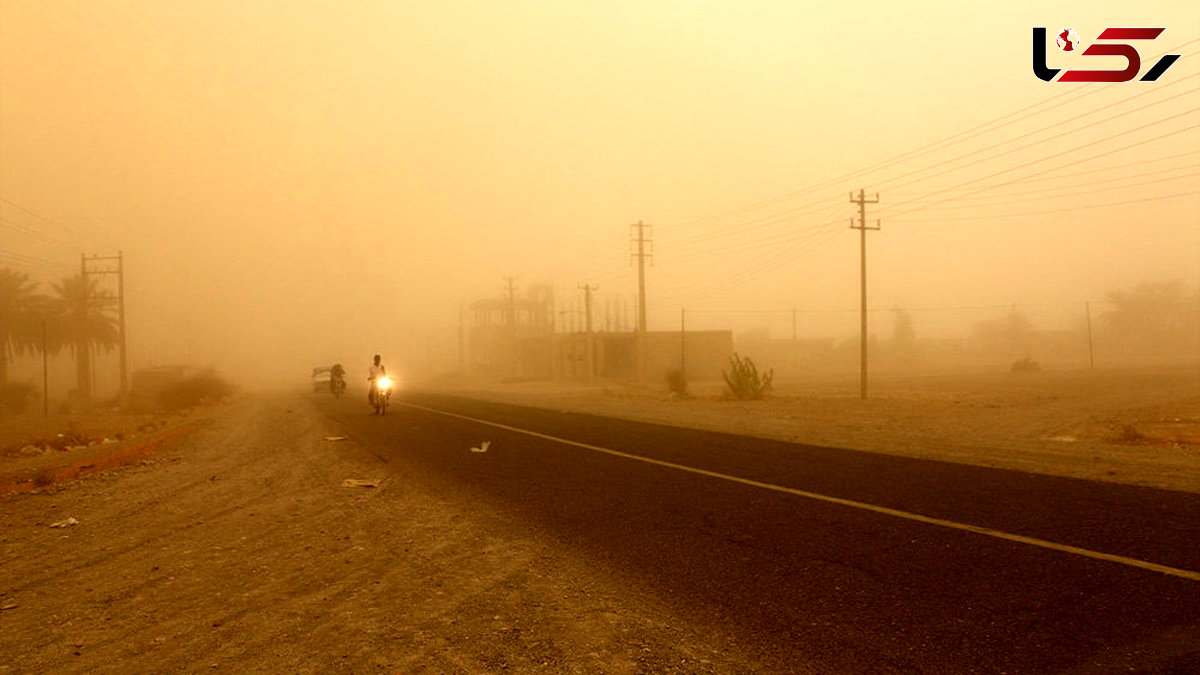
[2,392,1197,673]
[323,391,1200,673]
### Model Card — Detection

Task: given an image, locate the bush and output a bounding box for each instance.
[1010,357,1041,373]
[157,370,234,411]
[666,369,689,399]
[722,353,773,400]
[32,468,54,488]
[0,382,37,414]
[1113,423,1147,444]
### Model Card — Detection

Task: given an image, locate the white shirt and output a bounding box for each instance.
[368,363,386,380]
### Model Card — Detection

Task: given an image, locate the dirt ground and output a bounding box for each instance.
[0,395,761,674]
[0,365,1195,672]
[434,365,1200,494]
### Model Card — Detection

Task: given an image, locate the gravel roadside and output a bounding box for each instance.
[0,393,763,674]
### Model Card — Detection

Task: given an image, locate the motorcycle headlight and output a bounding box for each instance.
[377,376,394,389]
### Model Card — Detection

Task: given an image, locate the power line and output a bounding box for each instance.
[894,189,1200,222]
[0,196,84,241]
[985,149,1200,184]
[0,217,75,247]
[666,40,1199,246]
[900,162,1200,202]
[661,226,844,307]
[876,117,1200,220]
[907,168,1200,208]
[666,82,1200,261]
[667,214,844,264]
[874,82,1200,195]
[0,249,72,273]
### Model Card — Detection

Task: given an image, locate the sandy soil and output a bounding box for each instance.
[431,365,1200,494]
[0,410,207,497]
[0,365,1194,672]
[0,395,764,674]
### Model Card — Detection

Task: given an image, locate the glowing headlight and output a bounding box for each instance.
[377,376,394,389]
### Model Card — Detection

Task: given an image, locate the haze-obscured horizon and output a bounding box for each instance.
[2,0,1197,391]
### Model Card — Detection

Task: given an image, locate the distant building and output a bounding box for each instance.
[465,285,732,382]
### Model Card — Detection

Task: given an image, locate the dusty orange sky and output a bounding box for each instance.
[1,0,1197,384]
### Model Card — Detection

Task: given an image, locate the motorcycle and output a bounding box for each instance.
[329,372,346,398]
[371,375,393,415]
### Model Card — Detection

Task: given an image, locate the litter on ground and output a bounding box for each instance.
[49,518,79,528]
[470,441,491,453]
[341,478,381,488]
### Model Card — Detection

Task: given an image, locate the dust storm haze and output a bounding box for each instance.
[2,0,1197,394]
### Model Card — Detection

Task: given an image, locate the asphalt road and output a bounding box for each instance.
[315,391,1200,673]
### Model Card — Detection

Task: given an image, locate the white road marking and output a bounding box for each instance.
[397,401,1200,582]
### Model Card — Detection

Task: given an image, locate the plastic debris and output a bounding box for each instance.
[341,478,380,488]
[470,441,491,453]
[324,436,348,442]
[50,517,79,528]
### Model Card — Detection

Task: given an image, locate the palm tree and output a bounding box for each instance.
[50,274,120,398]
[0,267,46,386]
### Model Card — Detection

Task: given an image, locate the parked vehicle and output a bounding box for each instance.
[311,367,331,394]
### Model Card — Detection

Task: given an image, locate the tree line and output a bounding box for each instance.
[0,266,120,393]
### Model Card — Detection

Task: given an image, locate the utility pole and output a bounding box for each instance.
[80,253,127,398]
[558,309,581,333]
[78,254,90,398]
[117,252,126,394]
[503,276,518,329]
[578,284,598,333]
[629,221,653,332]
[849,190,880,400]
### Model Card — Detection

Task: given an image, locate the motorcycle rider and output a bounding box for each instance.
[367,354,386,406]
[329,363,346,396]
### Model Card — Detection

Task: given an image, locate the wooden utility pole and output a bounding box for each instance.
[629,221,652,332]
[503,276,518,329]
[579,284,598,333]
[849,190,880,400]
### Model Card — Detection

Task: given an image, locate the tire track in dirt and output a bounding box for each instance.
[0,393,766,674]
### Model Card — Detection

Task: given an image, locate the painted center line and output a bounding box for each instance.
[398,401,1200,582]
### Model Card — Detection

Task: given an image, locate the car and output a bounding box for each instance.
[311,367,332,393]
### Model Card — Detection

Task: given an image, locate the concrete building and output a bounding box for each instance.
[466,285,732,382]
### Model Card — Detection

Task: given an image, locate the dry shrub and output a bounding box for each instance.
[0,382,37,414]
[1113,424,1148,444]
[32,468,54,488]
[666,369,689,399]
[1010,357,1041,373]
[722,353,774,400]
[157,370,234,411]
